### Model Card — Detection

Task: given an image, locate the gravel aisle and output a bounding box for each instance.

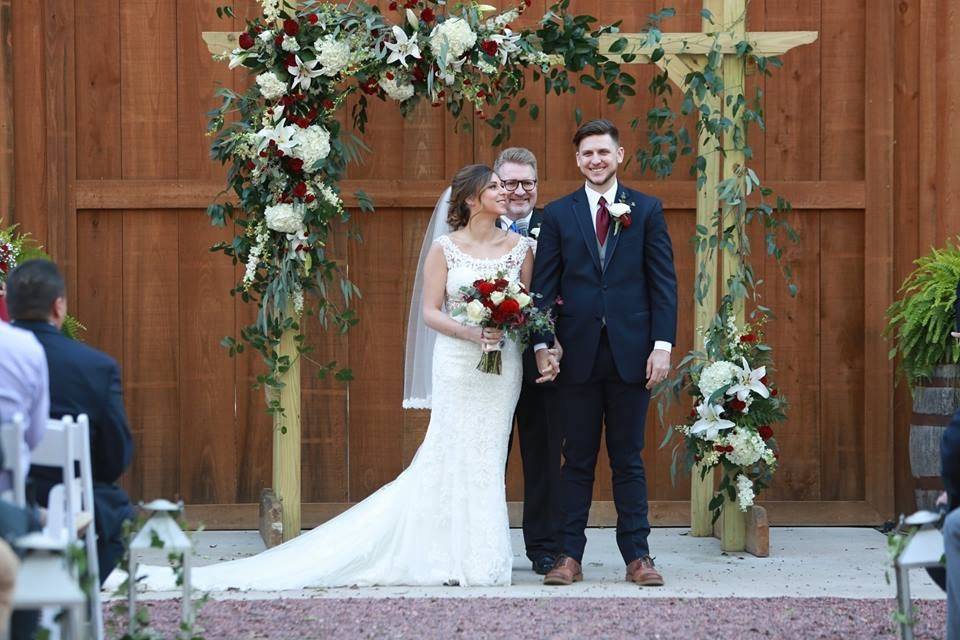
[103,597,947,639]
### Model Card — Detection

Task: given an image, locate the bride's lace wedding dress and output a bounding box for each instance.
[134,235,531,590]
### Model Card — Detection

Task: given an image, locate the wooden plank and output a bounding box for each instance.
[122,212,180,500]
[893,0,920,514]
[178,0,233,182]
[121,0,178,179]
[75,0,121,180]
[821,0,865,181]
[764,0,821,182]
[818,211,865,500]
[599,31,819,62]
[183,499,888,530]
[74,179,868,210]
[917,0,938,253]
[177,211,238,504]
[347,210,404,501]
[11,1,46,240]
[863,0,896,517]
[301,223,349,503]
[0,0,12,224]
[763,211,822,501]
[934,1,960,245]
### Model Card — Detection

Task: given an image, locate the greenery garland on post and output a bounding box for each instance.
[626,6,800,524]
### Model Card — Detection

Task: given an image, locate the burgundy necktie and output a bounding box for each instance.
[596,196,610,246]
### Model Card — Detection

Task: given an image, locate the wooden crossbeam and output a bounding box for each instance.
[203,31,238,56]
[599,31,818,64]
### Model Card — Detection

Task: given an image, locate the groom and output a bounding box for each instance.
[532,119,678,586]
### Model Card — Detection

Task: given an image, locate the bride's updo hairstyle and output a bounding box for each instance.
[447,164,494,230]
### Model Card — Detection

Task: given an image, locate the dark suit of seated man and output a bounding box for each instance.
[6,259,134,584]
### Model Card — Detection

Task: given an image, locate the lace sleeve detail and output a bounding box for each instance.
[435,235,460,269]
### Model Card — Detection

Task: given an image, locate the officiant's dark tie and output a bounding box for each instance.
[596,197,610,246]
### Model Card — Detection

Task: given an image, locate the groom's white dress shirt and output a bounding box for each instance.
[0,321,49,490]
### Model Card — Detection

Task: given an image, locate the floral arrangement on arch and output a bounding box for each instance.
[206,0,634,392]
[666,302,786,520]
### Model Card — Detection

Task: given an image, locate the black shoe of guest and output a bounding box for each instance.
[532,555,557,575]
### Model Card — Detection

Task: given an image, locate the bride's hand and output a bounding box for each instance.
[470,326,504,348]
[548,339,563,362]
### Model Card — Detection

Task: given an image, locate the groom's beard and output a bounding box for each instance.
[583,167,618,188]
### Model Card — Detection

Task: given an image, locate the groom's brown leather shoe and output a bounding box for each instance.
[543,556,582,586]
[626,556,664,586]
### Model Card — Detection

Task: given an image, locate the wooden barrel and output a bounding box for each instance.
[910,364,960,510]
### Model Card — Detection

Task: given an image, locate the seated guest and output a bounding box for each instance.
[6,259,134,582]
[943,282,960,640]
[0,315,48,490]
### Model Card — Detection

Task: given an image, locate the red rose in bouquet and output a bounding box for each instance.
[454,271,554,374]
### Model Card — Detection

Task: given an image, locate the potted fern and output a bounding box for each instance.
[885,237,960,509]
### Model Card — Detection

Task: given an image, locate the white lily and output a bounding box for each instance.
[228,48,247,70]
[489,30,521,65]
[689,403,736,441]
[255,117,299,155]
[726,357,770,402]
[287,55,322,91]
[384,25,422,68]
[476,4,497,12]
[405,8,420,30]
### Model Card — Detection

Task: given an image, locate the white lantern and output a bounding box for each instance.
[127,499,194,631]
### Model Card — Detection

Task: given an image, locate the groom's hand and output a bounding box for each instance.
[535,348,559,383]
[645,349,671,390]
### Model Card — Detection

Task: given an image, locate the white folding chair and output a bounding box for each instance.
[30,415,103,640]
[0,414,26,506]
[893,511,946,640]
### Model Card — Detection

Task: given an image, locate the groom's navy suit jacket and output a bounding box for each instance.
[532,184,678,385]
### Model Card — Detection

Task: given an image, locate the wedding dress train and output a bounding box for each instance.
[133,235,530,590]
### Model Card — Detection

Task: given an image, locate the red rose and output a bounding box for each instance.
[492,298,521,324]
[238,32,255,49]
[305,194,316,203]
[308,14,319,24]
[412,66,425,82]
[322,99,335,110]
[360,77,380,95]
[758,425,774,441]
[728,398,746,413]
[480,40,499,56]
[283,19,300,36]
[388,2,398,9]
[293,182,308,198]
[274,35,284,47]
[771,388,778,397]
[494,278,509,291]
[476,281,496,296]
[285,53,297,68]
[287,157,304,173]
[620,213,632,229]
[741,333,756,343]
[421,8,436,22]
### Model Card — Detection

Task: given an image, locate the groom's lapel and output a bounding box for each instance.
[572,189,602,272]
[602,184,628,271]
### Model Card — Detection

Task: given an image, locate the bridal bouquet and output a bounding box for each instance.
[0,220,25,284]
[452,272,553,374]
[668,304,787,520]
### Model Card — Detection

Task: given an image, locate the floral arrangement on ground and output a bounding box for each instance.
[207,0,635,396]
[665,303,786,520]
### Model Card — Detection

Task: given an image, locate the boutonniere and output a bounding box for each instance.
[608,198,633,235]
[529,226,540,239]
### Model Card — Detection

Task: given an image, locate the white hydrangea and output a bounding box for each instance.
[701,450,720,466]
[698,360,738,400]
[429,18,477,66]
[256,72,287,100]
[290,125,331,169]
[315,36,352,77]
[379,75,415,102]
[264,203,304,234]
[486,8,519,30]
[293,286,305,315]
[762,446,777,466]
[281,34,301,52]
[260,0,283,22]
[724,429,765,467]
[736,474,755,511]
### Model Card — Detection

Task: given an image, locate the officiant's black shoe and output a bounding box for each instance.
[626,555,664,587]
[531,555,557,576]
[543,555,582,586]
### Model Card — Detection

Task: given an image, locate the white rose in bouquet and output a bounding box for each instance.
[490,291,506,305]
[514,292,532,308]
[466,299,489,324]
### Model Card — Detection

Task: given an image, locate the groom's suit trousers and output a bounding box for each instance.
[552,327,652,565]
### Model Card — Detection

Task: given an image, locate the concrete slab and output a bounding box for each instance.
[109,527,945,601]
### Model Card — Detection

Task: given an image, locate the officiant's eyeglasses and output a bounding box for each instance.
[502,179,538,192]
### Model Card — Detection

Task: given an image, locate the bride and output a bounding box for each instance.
[131,165,558,590]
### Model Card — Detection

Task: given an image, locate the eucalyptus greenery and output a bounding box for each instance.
[885,237,960,388]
